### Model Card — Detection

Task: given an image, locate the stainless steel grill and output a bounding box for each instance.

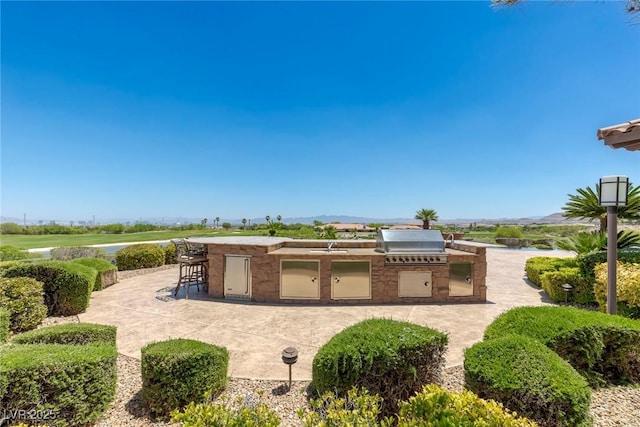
[375,229,447,265]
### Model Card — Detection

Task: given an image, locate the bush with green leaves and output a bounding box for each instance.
[465,334,591,427]
[495,226,524,239]
[594,261,640,319]
[524,256,578,287]
[2,262,95,316]
[12,323,116,346]
[540,267,594,304]
[312,318,448,417]
[0,308,9,343]
[50,246,110,261]
[0,245,32,261]
[164,242,178,265]
[484,306,640,386]
[397,384,537,426]
[578,250,640,279]
[0,342,117,427]
[71,258,117,290]
[142,338,229,419]
[0,277,47,333]
[172,400,281,427]
[115,243,165,271]
[300,387,393,427]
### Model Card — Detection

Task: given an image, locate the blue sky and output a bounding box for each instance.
[2,1,639,224]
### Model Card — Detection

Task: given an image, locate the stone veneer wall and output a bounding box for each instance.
[206,240,487,304]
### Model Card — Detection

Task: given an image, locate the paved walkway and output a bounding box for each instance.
[78,248,572,380]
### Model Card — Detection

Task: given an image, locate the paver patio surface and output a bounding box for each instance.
[78,248,572,380]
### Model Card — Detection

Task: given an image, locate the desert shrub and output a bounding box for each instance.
[300,387,393,427]
[142,338,229,419]
[115,244,165,271]
[0,245,31,261]
[578,250,640,279]
[495,226,524,239]
[594,261,640,319]
[13,323,116,346]
[524,256,578,287]
[312,318,448,417]
[50,246,110,261]
[0,343,117,426]
[71,258,117,290]
[0,308,9,343]
[2,262,95,316]
[164,242,178,265]
[172,401,281,427]
[484,306,640,386]
[540,267,594,304]
[464,335,591,427]
[397,384,537,426]
[0,277,47,333]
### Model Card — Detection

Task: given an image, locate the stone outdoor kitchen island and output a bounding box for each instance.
[190,229,486,304]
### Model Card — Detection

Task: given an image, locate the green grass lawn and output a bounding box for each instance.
[0,229,259,249]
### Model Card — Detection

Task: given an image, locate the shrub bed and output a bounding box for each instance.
[540,267,594,304]
[312,318,448,416]
[13,323,116,346]
[0,308,9,343]
[0,343,117,427]
[2,262,95,316]
[300,387,391,426]
[524,257,578,287]
[484,306,640,386]
[594,261,640,319]
[142,338,229,419]
[71,258,118,290]
[172,401,281,427]
[0,277,47,333]
[115,244,165,271]
[464,334,591,427]
[578,250,640,279]
[164,242,178,265]
[397,384,537,426]
[50,246,110,261]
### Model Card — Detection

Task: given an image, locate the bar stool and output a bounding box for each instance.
[171,239,208,299]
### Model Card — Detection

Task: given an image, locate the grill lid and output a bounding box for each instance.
[375,229,445,254]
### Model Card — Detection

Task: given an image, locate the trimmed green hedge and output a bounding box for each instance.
[0,343,117,427]
[164,243,178,265]
[540,267,594,304]
[465,334,591,427]
[142,338,229,419]
[71,258,117,290]
[312,318,448,417]
[2,262,95,316]
[525,256,578,287]
[0,308,8,343]
[578,250,640,279]
[484,306,640,386]
[0,277,47,333]
[13,323,116,346]
[115,244,165,271]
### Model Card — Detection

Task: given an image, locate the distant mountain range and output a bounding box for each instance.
[0,212,587,226]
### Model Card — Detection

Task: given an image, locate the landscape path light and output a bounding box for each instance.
[598,175,629,315]
[281,347,298,391]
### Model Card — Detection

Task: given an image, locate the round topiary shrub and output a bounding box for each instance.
[115,244,165,271]
[141,338,229,419]
[312,318,448,417]
[397,384,537,426]
[0,277,47,333]
[13,323,116,346]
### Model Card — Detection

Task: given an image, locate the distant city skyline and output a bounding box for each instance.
[2,2,638,221]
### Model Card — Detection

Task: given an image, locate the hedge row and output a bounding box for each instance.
[71,258,117,290]
[2,262,94,316]
[50,246,110,261]
[578,250,640,279]
[465,334,591,427]
[312,318,448,417]
[1,323,118,426]
[540,267,594,304]
[484,306,640,386]
[524,257,578,287]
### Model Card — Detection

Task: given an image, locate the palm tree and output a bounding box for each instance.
[265,215,271,224]
[277,214,282,223]
[242,218,247,229]
[415,208,439,230]
[215,216,220,228]
[201,218,207,228]
[562,183,640,232]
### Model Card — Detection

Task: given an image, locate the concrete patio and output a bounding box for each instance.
[78,247,572,381]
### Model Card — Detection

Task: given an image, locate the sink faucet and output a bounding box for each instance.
[446,234,455,248]
[328,241,338,252]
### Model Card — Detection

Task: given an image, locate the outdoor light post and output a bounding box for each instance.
[598,176,629,315]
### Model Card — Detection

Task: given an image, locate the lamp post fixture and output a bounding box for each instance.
[598,175,629,315]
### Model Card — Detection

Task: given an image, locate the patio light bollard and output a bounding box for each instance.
[281,347,298,391]
[598,176,629,315]
[561,283,573,304]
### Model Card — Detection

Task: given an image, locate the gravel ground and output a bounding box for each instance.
[38,315,640,427]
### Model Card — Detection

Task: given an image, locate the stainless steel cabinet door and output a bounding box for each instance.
[280,260,320,299]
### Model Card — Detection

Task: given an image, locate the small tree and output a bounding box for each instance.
[241,218,247,229]
[221,222,232,230]
[415,209,439,230]
[214,217,220,228]
[200,218,207,229]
